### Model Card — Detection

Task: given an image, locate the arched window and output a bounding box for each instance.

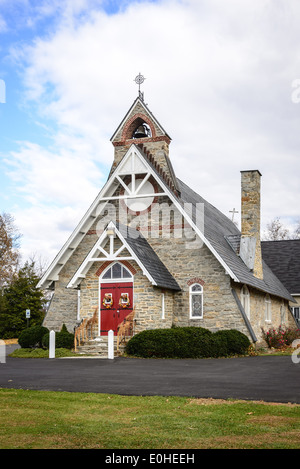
[241,285,250,319]
[265,294,272,323]
[101,262,132,281]
[189,283,203,319]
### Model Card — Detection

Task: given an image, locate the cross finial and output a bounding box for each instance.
[229,208,239,222]
[134,73,145,101]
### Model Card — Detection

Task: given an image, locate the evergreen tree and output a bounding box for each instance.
[0,261,45,339]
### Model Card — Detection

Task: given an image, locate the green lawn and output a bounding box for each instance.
[0,388,300,449]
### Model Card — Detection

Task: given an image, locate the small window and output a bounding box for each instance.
[161,293,165,320]
[292,307,300,321]
[265,294,272,322]
[241,285,250,319]
[102,262,132,280]
[280,301,286,325]
[189,283,203,319]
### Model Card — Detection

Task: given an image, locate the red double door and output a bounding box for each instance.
[100,282,133,335]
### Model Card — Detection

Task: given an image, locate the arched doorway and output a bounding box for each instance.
[99,262,134,335]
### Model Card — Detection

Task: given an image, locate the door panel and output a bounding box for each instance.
[100,282,133,335]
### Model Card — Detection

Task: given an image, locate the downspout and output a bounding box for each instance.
[77,288,81,322]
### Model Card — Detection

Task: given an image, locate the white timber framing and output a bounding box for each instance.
[37,143,239,290]
[67,221,157,288]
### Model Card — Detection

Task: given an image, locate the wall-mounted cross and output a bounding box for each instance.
[229,208,239,222]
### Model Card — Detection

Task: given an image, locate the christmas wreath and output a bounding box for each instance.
[119,293,130,309]
[103,294,113,309]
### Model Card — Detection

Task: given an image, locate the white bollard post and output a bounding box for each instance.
[0,340,6,364]
[108,329,114,359]
[49,330,55,359]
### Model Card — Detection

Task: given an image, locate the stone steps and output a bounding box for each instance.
[75,336,128,357]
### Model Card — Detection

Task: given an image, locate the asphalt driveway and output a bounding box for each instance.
[0,355,299,403]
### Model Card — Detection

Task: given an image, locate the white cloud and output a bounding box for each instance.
[5,139,103,206]
[4,0,300,261]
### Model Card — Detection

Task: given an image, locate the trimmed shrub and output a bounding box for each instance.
[125,327,250,359]
[56,332,74,349]
[213,329,251,356]
[126,327,212,358]
[18,325,49,349]
[42,326,74,350]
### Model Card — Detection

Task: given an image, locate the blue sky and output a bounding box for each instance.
[0,0,300,265]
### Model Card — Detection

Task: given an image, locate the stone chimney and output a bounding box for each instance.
[240,170,263,279]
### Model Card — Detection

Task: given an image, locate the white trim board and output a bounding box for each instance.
[67,221,157,289]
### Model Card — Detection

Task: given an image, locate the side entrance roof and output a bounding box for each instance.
[67,221,181,291]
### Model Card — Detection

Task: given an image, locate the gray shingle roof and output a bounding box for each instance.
[261,240,300,295]
[110,144,295,302]
[176,178,295,302]
[117,223,181,291]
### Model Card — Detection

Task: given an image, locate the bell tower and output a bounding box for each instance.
[109,74,178,192]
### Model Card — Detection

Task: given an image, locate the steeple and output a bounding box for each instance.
[109,75,178,193]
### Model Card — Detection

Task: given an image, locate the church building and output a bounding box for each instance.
[38,83,297,348]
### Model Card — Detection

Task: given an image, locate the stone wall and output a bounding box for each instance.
[74,257,175,334]
[43,231,99,332]
[233,283,296,344]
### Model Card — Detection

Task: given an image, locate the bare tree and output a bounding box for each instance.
[262,217,290,241]
[294,219,300,239]
[28,252,49,278]
[0,213,22,288]
[262,217,300,241]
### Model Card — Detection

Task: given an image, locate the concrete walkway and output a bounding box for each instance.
[1,355,300,404]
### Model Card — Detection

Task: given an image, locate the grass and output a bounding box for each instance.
[9,347,79,358]
[8,345,297,359]
[0,388,300,449]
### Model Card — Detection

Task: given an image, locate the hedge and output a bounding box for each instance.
[125,326,250,359]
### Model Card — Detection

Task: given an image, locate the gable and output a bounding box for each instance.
[110,97,171,144]
[67,221,180,291]
[37,144,240,290]
[37,140,295,304]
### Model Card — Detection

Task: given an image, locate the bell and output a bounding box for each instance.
[133,124,147,139]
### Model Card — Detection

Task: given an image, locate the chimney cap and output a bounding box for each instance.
[240,169,262,176]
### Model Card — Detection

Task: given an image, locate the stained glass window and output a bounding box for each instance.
[190,283,203,319]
